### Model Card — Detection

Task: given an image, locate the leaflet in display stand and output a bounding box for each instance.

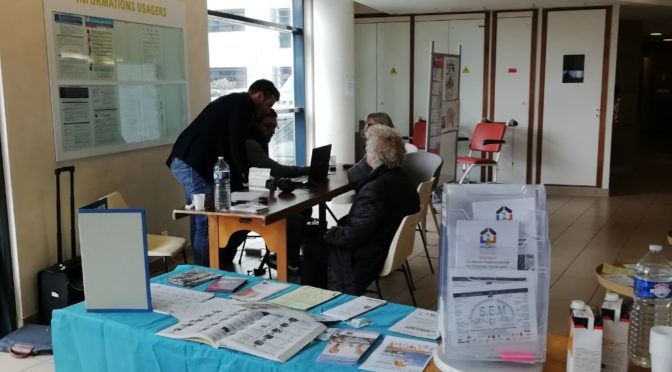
[434,184,550,370]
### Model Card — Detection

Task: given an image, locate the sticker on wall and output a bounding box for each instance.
[390,67,398,75]
[508,68,518,73]
[462,66,470,74]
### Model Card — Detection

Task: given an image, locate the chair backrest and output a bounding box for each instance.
[416,177,435,221]
[404,143,418,153]
[469,122,507,153]
[100,191,129,209]
[402,151,443,189]
[411,120,427,150]
[379,180,433,277]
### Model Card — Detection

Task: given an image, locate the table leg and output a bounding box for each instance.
[318,202,327,234]
[212,216,288,281]
[208,215,220,270]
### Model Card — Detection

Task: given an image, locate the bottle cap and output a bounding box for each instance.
[604,292,619,302]
[649,244,663,252]
[570,300,585,310]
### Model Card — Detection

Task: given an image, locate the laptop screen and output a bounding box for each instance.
[308,144,332,183]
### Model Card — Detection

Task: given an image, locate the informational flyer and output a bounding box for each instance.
[472,197,538,270]
[230,281,291,302]
[447,270,538,346]
[455,220,519,269]
[389,309,439,340]
[322,296,387,321]
[359,336,437,372]
[472,197,537,236]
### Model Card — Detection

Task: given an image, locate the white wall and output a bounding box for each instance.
[308,0,356,163]
[0,0,209,321]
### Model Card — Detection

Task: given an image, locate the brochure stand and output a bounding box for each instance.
[434,184,550,371]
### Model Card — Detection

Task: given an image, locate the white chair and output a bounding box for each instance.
[404,143,418,153]
[100,192,188,273]
[402,152,443,271]
[375,180,433,307]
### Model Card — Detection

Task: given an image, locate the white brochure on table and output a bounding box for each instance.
[150,283,214,318]
[230,280,290,302]
[389,309,440,340]
[248,167,271,191]
[322,296,387,321]
[455,220,519,269]
[447,269,538,346]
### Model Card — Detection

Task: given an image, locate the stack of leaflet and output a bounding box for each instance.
[435,184,550,370]
[316,329,379,366]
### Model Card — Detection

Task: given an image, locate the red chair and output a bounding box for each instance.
[411,119,426,150]
[456,121,507,184]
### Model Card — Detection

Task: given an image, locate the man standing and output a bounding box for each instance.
[167,79,279,267]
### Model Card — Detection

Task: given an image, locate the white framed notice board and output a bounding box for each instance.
[43,0,189,161]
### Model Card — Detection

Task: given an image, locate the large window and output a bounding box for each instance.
[210,67,247,99]
[208,9,244,32]
[207,1,304,165]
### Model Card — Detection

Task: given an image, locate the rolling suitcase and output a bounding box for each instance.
[37,166,84,325]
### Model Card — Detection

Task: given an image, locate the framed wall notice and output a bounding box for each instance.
[43,0,189,161]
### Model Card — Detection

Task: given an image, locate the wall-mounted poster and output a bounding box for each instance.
[442,56,460,102]
[426,45,460,183]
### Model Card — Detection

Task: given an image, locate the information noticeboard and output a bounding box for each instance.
[43,0,189,161]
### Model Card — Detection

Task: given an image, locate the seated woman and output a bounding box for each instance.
[347,112,395,185]
[302,125,420,295]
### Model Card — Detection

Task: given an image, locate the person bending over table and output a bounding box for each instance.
[244,109,311,272]
[347,112,395,185]
[166,79,279,268]
[302,125,420,295]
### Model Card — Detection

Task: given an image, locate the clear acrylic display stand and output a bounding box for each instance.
[434,184,550,371]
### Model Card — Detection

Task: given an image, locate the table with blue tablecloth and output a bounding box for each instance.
[52,265,423,372]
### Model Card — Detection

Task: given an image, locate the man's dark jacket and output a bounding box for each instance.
[166,92,254,191]
[325,165,420,295]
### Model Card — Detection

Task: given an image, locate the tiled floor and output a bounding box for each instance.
[5,190,672,371]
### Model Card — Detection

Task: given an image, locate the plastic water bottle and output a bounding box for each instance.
[213,156,231,211]
[628,244,672,367]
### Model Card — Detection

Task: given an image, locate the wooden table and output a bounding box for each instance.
[173,167,354,281]
[425,334,647,371]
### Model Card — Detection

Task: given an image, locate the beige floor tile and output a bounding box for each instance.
[22,361,55,372]
[550,255,575,285]
[550,276,598,304]
[0,353,51,372]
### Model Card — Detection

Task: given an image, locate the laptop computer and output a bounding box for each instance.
[291,144,331,188]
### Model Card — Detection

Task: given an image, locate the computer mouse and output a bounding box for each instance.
[258,196,268,205]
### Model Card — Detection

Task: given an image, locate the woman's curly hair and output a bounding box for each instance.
[365,125,406,169]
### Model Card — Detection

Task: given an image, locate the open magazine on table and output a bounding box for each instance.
[156,298,326,362]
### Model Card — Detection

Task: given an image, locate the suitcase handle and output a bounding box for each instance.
[55,166,76,263]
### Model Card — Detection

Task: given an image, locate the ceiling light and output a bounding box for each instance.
[650,32,662,36]
[665,39,672,42]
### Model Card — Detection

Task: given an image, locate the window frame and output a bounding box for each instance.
[206,1,305,164]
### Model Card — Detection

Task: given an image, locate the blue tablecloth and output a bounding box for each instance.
[52,265,420,372]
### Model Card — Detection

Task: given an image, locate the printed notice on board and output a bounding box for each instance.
[54,13,89,81]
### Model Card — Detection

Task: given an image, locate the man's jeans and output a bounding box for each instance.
[170,158,212,266]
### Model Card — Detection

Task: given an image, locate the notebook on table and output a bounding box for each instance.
[291,144,331,188]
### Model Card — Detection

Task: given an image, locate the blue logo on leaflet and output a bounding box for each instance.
[634,278,672,299]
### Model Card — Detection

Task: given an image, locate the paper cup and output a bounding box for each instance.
[650,326,672,372]
[192,193,206,210]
